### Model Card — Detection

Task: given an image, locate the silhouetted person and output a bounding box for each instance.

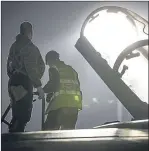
[43,50,82,130]
[7,22,45,132]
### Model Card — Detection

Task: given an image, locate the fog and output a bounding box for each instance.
[1,1,148,133]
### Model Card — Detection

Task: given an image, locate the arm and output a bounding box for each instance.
[43,67,60,93]
[7,44,15,78]
[37,52,45,80]
[73,68,82,100]
[23,45,45,88]
[7,55,12,78]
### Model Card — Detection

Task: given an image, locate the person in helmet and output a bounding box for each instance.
[7,22,45,132]
[43,50,82,130]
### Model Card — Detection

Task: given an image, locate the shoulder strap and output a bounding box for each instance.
[11,42,31,74]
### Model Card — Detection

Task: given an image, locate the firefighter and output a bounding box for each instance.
[43,50,82,130]
[7,22,45,132]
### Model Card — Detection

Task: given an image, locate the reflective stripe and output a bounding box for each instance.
[45,91,81,114]
[60,79,79,85]
[50,90,81,100]
[55,90,81,96]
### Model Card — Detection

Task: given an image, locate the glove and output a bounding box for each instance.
[36,86,45,100]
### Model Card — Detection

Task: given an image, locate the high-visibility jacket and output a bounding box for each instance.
[45,61,82,114]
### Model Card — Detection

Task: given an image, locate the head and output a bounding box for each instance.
[20,22,33,40]
[45,50,60,66]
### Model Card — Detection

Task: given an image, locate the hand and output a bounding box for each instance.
[36,86,45,100]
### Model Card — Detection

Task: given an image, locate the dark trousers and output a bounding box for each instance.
[43,107,78,130]
[8,73,33,132]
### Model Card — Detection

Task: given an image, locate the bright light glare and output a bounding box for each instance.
[84,10,147,67]
[84,10,148,103]
[120,53,148,103]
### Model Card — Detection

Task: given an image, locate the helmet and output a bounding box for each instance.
[45,50,60,64]
[20,22,32,35]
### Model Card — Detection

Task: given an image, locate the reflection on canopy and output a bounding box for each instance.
[82,6,148,104]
